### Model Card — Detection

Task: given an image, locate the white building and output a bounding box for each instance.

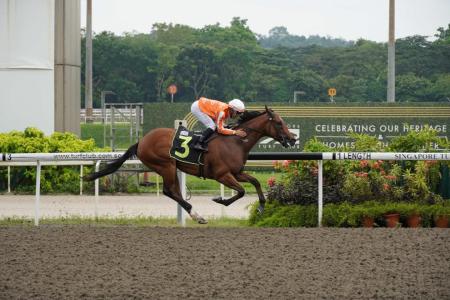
[0,0,80,135]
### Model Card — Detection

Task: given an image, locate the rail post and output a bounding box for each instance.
[177,170,186,226]
[318,160,323,227]
[35,160,41,226]
[80,165,83,195]
[94,160,101,219]
[156,174,160,197]
[175,120,187,226]
[7,165,11,193]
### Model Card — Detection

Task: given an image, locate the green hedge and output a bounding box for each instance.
[248,200,450,227]
[144,103,191,132]
[81,123,140,149]
[249,202,318,227]
[0,128,102,193]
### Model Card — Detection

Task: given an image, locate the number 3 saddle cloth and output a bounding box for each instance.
[169,126,204,165]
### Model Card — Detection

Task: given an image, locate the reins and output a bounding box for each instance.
[238,112,280,136]
[240,125,265,135]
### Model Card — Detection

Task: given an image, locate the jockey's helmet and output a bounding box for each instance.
[228,99,245,113]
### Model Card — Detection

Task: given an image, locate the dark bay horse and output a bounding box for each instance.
[86,106,296,224]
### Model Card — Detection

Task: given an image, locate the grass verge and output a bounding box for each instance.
[0,216,250,227]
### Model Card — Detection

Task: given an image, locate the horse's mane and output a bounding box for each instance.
[235,110,265,126]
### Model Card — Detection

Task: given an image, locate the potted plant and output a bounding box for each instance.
[382,202,401,228]
[397,203,422,228]
[433,204,450,228]
[361,213,375,228]
[357,201,382,228]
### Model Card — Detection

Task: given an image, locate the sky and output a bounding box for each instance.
[81,0,450,42]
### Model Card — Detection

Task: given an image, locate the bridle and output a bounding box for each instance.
[235,107,295,147]
[240,112,283,138]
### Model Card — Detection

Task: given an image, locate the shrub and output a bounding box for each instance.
[0,128,101,193]
[387,126,445,152]
[322,202,359,227]
[349,132,383,152]
[249,200,449,227]
[269,138,347,205]
[267,128,448,206]
[341,160,406,203]
[388,127,448,197]
[428,202,450,219]
[352,201,385,224]
[402,162,444,204]
[248,201,317,227]
[267,175,344,205]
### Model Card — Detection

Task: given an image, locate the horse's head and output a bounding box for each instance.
[263,106,296,147]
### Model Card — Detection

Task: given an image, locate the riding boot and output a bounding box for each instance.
[193,128,215,151]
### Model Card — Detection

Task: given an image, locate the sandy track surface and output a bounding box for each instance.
[0,195,254,219]
[0,227,449,299]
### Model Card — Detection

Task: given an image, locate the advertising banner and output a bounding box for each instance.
[144,103,450,152]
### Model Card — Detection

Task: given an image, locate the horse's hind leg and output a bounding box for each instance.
[159,165,207,224]
[235,172,266,214]
[212,173,246,206]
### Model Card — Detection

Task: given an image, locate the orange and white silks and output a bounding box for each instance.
[197,97,235,135]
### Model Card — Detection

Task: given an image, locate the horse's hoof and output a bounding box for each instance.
[197,218,208,224]
[257,205,265,214]
[212,196,223,203]
[190,211,208,224]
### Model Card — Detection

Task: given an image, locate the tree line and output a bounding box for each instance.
[81,19,450,106]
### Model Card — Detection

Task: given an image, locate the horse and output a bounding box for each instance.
[85,106,296,224]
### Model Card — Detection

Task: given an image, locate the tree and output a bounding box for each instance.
[396,73,431,102]
[174,44,219,100]
[150,23,197,46]
[149,23,199,101]
[250,48,292,102]
[81,31,159,105]
[428,74,450,102]
[259,26,353,48]
[396,35,449,77]
[288,69,328,102]
[434,24,450,44]
[197,17,258,50]
[193,17,259,100]
[82,22,449,104]
[147,43,178,102]
[328,75,356,102]
[217,46,256,100]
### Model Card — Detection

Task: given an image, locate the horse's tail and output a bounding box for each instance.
[84,143,138,181]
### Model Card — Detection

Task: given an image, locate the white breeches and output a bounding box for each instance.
[191,101,216,130]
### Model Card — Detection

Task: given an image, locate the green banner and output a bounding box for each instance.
[144,103,450,152]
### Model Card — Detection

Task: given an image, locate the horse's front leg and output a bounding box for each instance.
[235,172,266,214]
[212,173,245,206]
[156,164,207,224]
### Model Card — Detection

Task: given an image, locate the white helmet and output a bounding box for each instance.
[228,99,245,112]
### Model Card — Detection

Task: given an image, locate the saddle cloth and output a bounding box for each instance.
[169,126,204,165]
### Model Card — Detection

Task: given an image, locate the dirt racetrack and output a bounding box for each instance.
[1,227,449,299]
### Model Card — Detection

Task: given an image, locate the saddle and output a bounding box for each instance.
[169,126,205,165]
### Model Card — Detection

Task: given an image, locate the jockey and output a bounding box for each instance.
[191,97,248,151]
